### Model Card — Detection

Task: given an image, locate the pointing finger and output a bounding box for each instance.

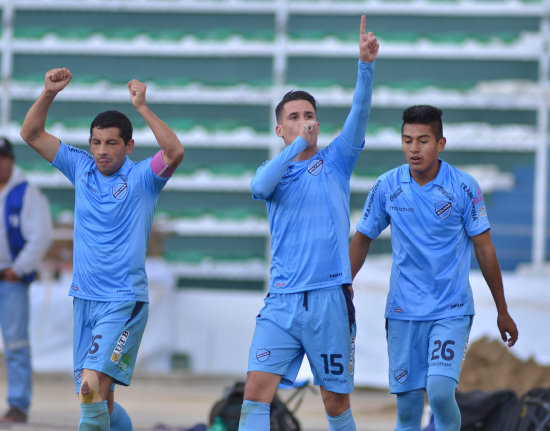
[360,14,366,36]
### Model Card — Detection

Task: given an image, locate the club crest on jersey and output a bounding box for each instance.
[434,201,452,219]
[112,183,128,200]
[110,330,129,363]
[307,158,323,176]
[256,348,271,362]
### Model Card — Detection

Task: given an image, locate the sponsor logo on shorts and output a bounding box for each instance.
[431,361,452,368]
[434,201,452,219]
[74,369,82,385]
[349,337,355,375]
[118,354,131,372]
[307,158,323,176]
[322,377,348,384]
[394,369,408,384]
[112,183,128,200]
[110,330,130,363]
[256,348,270,362]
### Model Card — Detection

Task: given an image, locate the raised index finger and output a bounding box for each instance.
[360,14,366,36]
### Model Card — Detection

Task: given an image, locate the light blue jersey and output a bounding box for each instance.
[357,160,490,320]
[252,61,375,294]
[52,142,169,302]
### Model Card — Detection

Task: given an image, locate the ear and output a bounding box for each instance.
[125,139,135,154]
[275,124,283,138]
[438,137,446,152]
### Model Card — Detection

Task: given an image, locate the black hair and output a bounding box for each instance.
[90,110,133,144]
[402,105,443,140]
[275,90,318,123]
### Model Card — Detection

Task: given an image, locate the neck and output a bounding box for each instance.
[293,145,318,162]
[410,160,441,186]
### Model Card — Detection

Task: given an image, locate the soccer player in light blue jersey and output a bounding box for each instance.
[20,68,184,431]
[238,16,379,431]
[349,105,518,431]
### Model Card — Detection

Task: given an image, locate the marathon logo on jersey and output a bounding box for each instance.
[307,158,323,176]
[256,348,271,362]
[434,201,452,219]
[394,368,408,384]
[110,330,130,363]
[363,180,381,219]
[112,183,128,200]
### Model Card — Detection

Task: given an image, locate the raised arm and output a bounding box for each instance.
[341,15,379,148]
[251,122,317,200]
[472,229,518,347]
[20,68,72,162]
[127,79,184,168]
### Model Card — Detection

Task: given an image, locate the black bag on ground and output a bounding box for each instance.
[509,387,550,431]
[208,381,301,431]
[456,389,518,430]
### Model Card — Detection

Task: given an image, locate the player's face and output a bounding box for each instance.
[89,127,134,176]
[0,155,13,185]
[401,123,446,183]
[276,100,319,147]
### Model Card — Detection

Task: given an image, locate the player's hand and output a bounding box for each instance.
[127,79,147,108]
[347,284,354,299]
[45,68,72,94]
[359,15,379,63]
[2,268,21,282]
[299,120,319,145]
[497,311,518,347]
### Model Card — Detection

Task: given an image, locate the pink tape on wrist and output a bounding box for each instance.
[151,150,176,177]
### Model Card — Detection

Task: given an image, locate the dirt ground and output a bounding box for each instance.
[0,368,397,431]
[460,337,550,396]
[1,337,547,430]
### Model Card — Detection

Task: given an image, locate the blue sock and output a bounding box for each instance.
[238,399,270,431]
[395,389,425,431]
[326,407,356,431]
[110,402,133,431]
[79,401,109,431]
[427,375,460,431]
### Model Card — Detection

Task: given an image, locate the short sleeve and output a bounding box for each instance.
[356,177,390,239]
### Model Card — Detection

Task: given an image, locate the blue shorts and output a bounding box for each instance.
[386,316,472,394]
[73,298,149,394]
[247,285,356,394]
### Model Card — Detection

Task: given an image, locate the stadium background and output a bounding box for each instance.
[0,0,548,388]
